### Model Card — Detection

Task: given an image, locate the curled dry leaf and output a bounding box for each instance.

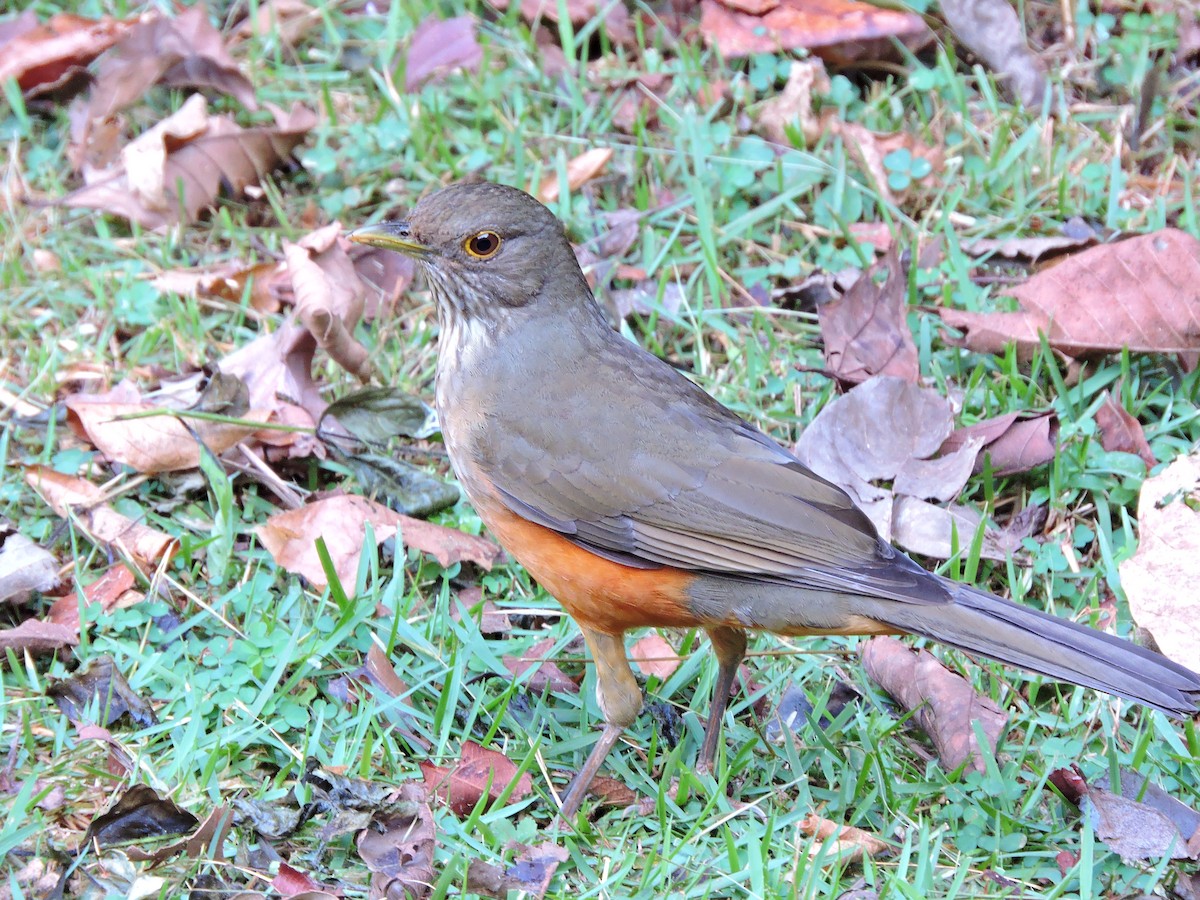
[48,653,157,728]
[939,411,1057,476]
[861,636,1009,773]
[536,147,614,204]
[630,633,682,680]
[700,0,928,60]
[939,229,1200,360]
[257,494,499,590]
[491,0,632,46]
[84,5,257,123]
[63,99,316,229]
[0,522,60,604]
[0,619,77,654]
[83,784,198,849]
[503,635,580,695]
[1119,450,1200,673]
[48,563,139,634]
[465,843,570,900]
[358,786,435,900]
[819,249,918,384]
[285,223,371,380]
[25,465,178,574]
[419,740,534,816]
[0,11,130,97]
[937,0,1047,106]
[1095,392,1155,468]
[231,0,322,47]
[798,813,891,862]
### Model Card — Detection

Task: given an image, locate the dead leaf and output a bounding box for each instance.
[467,843,568,900]
[150,258,289,313]
[231,0,321,47]
[967,230,1097,262]
[1095,392,1155,468]
[48,654,157,728]
[419,741,533,816]
[257,494,499,590]
[798,813,891,861]
[219,321,326,425]
[48,563,139,633]
[861,636,1009,773]
[0,11,130,97]
[0,523,60,603]
[700,0,928,60]
[351,243,415,317]
[405,15,482,91]
[25,466,178,573]
[939,230,1200,360]
[630,633,681,680]
[939,411,1058,476]
[63,100,316,229]
[1119,450,1200,673]
[503,635,579,695]
[819,249,918,384]
[0,618,77,654]
[65,394,267,474]
[490,0,632,46]
[286,223,371,379]
[84,6,257,122]
[83,784,197,849]
[891,496,1020,562]
[358,784,435,900]
[758,59,830,146]
[938,0,1047,106]
[536,148,614,204]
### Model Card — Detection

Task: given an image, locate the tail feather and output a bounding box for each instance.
[875,579,1200,718]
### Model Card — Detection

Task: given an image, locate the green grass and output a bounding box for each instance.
[2,0,1200,897]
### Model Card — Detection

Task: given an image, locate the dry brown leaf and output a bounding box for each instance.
[861,636,1009,773]
[466,843,569,900]
[48,563,139,633]
[257,494,499,590]
[630,633,681,680]
[938,0,1047,106]
[700,0,928,60]
[356,783,434,900]
[0,525,60,604]
[490,0,632,45]
[1095,392,1155,468]
[939,411,1058,476]
[231,0,321,47]
[150,258,289,313]
[65,395,267,474]
[63,100,316,229]
[0,619,78,654]
[536,147,614,204]
[819,249,918,384]
[758,59,830,145]
[84,6,257,122]
[503,635,579,695]
[939,230,1200,359]
[25,466,178,573]
[1119,450,1200,673]
[286,223,371,379]
[798,813,891,861]
[405,14,482,91]
[0,11,130,96]
[419,740,534,816]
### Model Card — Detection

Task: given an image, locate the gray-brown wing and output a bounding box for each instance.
[483,346,951,606]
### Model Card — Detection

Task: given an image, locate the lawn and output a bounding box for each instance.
[1,0,1199,898]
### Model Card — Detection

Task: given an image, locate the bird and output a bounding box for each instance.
[348,182,1200,821]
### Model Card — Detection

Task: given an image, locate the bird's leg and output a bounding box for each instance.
[698,625,748,772]
[556,628,641,822]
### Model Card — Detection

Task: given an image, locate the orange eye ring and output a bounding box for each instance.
[464,231,502,258]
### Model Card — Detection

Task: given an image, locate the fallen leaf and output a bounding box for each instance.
[0,619,77,654]
[286,223,371,379]
[404,15,482,91]
[861,636,1009,773]
[798,812,891,861]
[358,784,436,900]
[503,635,579,695]
[128,805,234,865]
[0,523,60,604]
[891,496,1020,562]
[757,59,830,146]
[0,11,130,97]
[939,230,1200,360]
[48,654,157,728]
[48,563,139,633]
[938,0,1047,106]
[257,494,499,590]
[536,147,614,204]
[819,249,918,384]
[700,0,928,60]
[63,100,316,229]
[1119,450,1200,673]
[150,258,288,313]
[419,741,533,816]
[967,230,1096,261]
[219,321,326,425]
[490,0,632,46]
[83,784,197,849]
[25,466,179,573]
[630,633,681,680]
[1095,392,1155,468]
[84,6,257,122]
[939,411,1058,476]
[231,0,321,47]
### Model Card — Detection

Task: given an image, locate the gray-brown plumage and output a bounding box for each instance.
[350,182,1200,820]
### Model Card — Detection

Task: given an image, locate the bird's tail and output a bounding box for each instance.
[876,579,1200,718]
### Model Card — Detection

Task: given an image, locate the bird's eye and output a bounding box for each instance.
[464,231,502,259]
